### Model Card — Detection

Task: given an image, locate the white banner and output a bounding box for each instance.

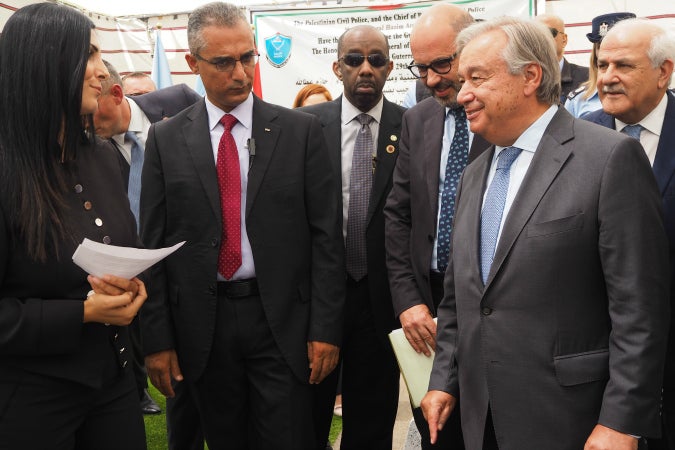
[253,0,545,107]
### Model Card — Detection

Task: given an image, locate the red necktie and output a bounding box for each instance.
[217,114,242,279]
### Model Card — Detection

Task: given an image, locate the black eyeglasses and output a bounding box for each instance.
[407,54,457,79]
[339,53,389,68]
[549,27,561,38]
[194,51,259,72]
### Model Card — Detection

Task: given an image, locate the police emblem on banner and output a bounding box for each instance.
[265,33,292,68]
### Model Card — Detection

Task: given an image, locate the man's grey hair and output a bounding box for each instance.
[187,2,249,54]
[101,60,122,95]
[456,16,561,105]
[607,18,675,69]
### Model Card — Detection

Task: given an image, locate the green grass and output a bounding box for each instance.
[144,384,342,449]
[143,384,171,450]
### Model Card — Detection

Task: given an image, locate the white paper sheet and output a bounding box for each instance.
[72,238,185,279]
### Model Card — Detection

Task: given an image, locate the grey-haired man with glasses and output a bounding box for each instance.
[384,4,490,449]
[140,2,345,449]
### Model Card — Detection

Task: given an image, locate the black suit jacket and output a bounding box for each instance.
[384,96,490,317]
[560,58,589,104]
[0,138,137,388]
[300,96,405,338]
[140,95,345,383]
[430,107,669,448]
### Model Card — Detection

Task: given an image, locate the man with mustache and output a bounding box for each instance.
[584,18,675,450]
[139,2,345,448]
[300,24,405,449]
[384,4,489,448]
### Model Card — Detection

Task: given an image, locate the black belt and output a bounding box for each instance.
[217,279,259,298]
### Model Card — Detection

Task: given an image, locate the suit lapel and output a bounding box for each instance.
[652,92,675,195]
[368,98,401,223]
[247,96,281,218]
[485,108,574,289]
[183,101,221,219]
[424,101,446,219]
[461,148,494,285]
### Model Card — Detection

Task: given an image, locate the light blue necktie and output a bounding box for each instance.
[622,124,643,140]
[437,107,469,272]
[345,113,374,281]
[125,131,144,229]
[480,146,522,285]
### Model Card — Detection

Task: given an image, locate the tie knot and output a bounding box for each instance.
[496,146,522,170]
[125,131,140,145]
[220,114,238,132]
[622,124,643,140]
[357,113,373,126]
[448,107,466,121]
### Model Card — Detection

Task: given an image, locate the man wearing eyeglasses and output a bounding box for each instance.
[299,24,405,449]
[535,14,589,104]
[384,4,490,449]
[139,3,345,449]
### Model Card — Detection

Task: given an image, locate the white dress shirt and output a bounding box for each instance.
[615,93,667,166]
[112,97,152,163]
[205,93,256,280]
[482,105,558,250]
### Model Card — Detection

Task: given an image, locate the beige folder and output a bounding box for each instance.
[388,319,437,408]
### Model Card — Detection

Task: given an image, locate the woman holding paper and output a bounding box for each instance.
[0,3,147,448]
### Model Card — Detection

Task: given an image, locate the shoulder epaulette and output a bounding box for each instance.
[567,85,586,101]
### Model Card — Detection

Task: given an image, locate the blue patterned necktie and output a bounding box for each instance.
[125,131,144,230]
[436,107,469,272]
[622,124,643,140]
[480,146,522,285]
[345,113,374,281]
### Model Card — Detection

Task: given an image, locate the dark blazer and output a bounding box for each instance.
[585,91,675,439]
[584,91,675,253]
[140,96,345,383]
[560,58,589,104]
[131,84,202,124]
[384,96,490,317]
[300,96,405,338]
[430,107,670,449]
[0,138,137,388]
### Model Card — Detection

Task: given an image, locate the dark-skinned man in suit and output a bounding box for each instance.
[300,24,405,449]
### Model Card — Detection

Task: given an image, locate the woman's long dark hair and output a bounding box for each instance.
[0,3,95,261]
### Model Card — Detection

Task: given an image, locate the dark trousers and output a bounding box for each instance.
[189,291,314,450]
[313,366,340,449]
[338,276,400,450]
[411,271,465,450]
[0,367,145,450]
[166,380,204,450]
